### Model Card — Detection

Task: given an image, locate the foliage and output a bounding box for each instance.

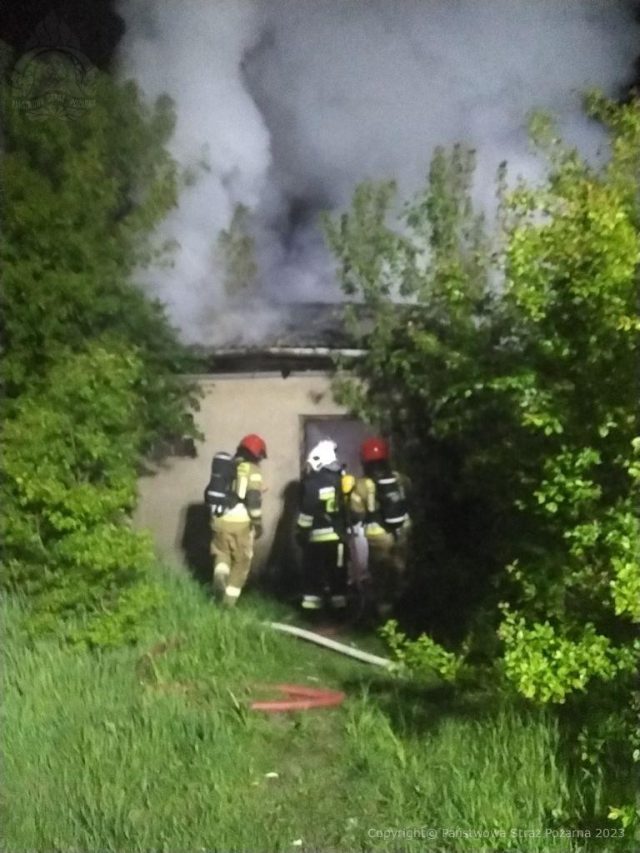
[1,69,200,644]
[1,72,200,447]
[497,612,637,704]
[324,146,521,641]
[0,344,166,644]
[217,203,258,296]
[379,618,464,683]
[494,95,640,714]
[324,95,640,791]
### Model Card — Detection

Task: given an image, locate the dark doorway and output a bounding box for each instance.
[302,416,370,474]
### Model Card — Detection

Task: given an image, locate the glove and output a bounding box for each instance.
[253,522,263,540]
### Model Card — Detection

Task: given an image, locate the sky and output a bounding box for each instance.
[115,0,640,343]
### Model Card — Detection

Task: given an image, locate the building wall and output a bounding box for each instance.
[134,371,357,580]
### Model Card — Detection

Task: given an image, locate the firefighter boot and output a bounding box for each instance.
[213,562,230,602]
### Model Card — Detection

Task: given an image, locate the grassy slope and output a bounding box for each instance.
[1,568,628,853]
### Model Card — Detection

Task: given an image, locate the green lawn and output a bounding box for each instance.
[1,568,632,852]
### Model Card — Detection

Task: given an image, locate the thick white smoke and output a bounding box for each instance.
[118,0,278,343]
[117,0,640,343]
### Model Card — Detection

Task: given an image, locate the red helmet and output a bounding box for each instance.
[360,436,389,463]
[238,434,267,460]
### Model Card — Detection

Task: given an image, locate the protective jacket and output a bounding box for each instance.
[351,467,409,539]
[297,468,345,543]
[214,458,263,528]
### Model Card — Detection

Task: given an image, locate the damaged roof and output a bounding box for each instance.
[192,302,370,373]
[258,302,355,349]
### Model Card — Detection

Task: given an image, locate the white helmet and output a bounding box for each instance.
[307,439,338,472]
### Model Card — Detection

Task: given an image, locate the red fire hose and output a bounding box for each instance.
[249,683,346,712]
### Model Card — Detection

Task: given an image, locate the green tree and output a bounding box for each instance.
[495,98,640,704]
[1,343,163,645]
[1,73,199,446]
[1,69,200,643]
[324,146,517,640]
[217,203,258,297]
[324,97,640,813]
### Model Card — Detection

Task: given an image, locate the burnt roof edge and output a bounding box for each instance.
[194,346,366,374]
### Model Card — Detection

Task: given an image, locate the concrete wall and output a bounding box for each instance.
[134,371,363,583]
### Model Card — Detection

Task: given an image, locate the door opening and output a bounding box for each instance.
[301,416,370,475]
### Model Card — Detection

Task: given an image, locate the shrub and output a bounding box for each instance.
[1,344,165,645]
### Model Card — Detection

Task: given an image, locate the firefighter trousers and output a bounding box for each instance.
[210,521,254,605]
[367,529,407,616]
[301,540,348,612]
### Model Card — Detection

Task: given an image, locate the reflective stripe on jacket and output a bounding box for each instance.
[296,468,344,542]
[351,473,409,539]
[218,460,263,525]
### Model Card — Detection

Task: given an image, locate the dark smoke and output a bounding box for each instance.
[116,0,640,343]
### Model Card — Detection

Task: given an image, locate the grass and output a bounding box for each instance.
[1,567,634,852]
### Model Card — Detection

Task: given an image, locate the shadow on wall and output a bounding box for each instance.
[261,480,302,603]
[180,503,212,587]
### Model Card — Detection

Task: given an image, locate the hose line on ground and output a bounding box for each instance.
[266,621,398,670]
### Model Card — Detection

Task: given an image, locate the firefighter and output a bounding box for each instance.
[351,437,410,619]
[211,433,266,607]
[296,439,349,617]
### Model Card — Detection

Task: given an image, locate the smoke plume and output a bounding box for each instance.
[117,0,640,343]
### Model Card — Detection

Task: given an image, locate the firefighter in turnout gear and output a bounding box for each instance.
[351,437,410,619]
[210,434,266,607]
[296,439,349,616]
